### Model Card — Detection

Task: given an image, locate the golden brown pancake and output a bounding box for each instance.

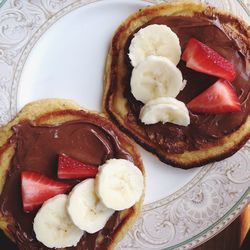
[103,0,250,168]
[0,99,145,250]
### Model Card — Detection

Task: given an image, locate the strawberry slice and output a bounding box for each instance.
[182,38,236,81]
[58,154,98,179]
[21,171,72,213]
[187,79,241,113]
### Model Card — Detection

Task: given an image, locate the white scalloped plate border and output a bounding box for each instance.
[0,0,249,249]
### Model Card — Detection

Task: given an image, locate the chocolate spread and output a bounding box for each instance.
[0,120,133,250]
[124,16,250,153]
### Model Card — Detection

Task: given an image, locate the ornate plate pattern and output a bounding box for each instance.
[0,0,249,249]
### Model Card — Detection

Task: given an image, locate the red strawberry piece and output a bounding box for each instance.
[187,79,241,113]
[58,154,98,179]
[182,38,236,81]
[21,171,72,213]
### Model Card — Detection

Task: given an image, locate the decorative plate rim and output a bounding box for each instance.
[0,0,249,249]
[168,188,250,249]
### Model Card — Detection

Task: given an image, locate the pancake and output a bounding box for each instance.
[103,0,250,168]
[0,99,145,250]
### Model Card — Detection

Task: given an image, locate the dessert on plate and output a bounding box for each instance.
[103,0,250,168]
[0,99,145,250]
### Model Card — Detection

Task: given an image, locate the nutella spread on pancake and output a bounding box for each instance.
[0,120,133,250]
[124,16,250,153]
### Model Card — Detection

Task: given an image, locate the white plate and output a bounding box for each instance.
[0,0,249,249]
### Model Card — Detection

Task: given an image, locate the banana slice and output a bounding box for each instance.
[131,55,184,103]
[96,159,144,211]
[33,194,84,248]
[128,24,181,67]
[140,97,190,126]
[67,179,114,234]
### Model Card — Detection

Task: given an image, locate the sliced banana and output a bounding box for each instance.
[67,179,114,234]
[33,194,84,248]
[131,55,184,103]
[128,24,181,67]
[96,159,144,211]
[140,97,190,126]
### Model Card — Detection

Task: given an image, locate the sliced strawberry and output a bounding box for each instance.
[182,38,236,81]
[187,79,241,113]
[58,154,98,179]
[21,171,72,213]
